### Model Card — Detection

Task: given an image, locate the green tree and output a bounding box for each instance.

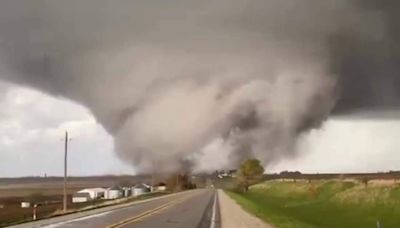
[236,159,264,192]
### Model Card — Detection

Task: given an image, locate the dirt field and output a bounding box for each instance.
[0,175,152,197]
[0,175,154,226]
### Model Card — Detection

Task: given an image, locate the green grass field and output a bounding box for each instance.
[226,180,400,228]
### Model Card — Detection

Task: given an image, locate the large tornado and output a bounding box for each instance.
[0,0,398,173]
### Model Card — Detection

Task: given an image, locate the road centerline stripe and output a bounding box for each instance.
[105,192,198,228]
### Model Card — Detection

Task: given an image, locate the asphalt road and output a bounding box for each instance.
[11,189,219,228]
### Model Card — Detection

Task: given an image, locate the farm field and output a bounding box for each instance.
[227,180,400,228]
[0,175,152,196]
[0,175,154,226]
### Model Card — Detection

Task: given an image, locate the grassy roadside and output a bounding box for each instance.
[226,180,400,228]
[226,190,313,228]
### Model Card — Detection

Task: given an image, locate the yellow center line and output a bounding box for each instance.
[105,193,196,228]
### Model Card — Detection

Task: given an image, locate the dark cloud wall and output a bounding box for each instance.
[331,0,400,114]
[0,0,398,172]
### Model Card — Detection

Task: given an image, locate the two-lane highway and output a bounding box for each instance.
[108,189,219,228]
[11,189,220,228]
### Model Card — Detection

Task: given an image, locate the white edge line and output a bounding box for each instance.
[41,211,111,228]
[210,191,218,228]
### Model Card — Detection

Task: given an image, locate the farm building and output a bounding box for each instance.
[153,182,167,191]
[132,183,151,196]
[72,192,91,203]
[21,202,31,208]
[122,187,131,197]
[105,186,123,199]
[77,188,106,199]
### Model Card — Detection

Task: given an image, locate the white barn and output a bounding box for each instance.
[77,188,106,200]
[153,183,167,191]
[72,192,91,203]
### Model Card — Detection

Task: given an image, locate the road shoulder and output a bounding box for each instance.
[218,189,273,228]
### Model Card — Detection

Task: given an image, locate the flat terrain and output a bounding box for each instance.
[227,180,400,228]
[10,189,219,228]
[0,175,158,226]
[0,176,152,198]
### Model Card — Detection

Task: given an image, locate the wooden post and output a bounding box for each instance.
[33,204,37,221]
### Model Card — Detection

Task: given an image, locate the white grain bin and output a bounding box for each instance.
[132,183,151,197]
[105,186,123,200]
[21,202,31,208]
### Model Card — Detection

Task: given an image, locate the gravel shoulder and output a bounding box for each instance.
[218,189,273,228]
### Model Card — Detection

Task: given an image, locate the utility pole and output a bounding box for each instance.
[151,161,155,186]
[63,131,69,213]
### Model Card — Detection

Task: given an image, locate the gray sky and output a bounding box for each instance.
[1,81,399,177]
[0,81,134,177]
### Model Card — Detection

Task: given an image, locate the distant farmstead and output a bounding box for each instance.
[71,182,165,204]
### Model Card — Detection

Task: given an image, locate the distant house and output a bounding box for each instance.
[105,186,123,200]
[132,183,151,197]
[217,170,237,179]
[72,192,91,203]
[77,188,106,200]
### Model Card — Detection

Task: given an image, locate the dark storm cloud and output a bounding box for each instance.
[331,0,400,115]
[0,0,398,172]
